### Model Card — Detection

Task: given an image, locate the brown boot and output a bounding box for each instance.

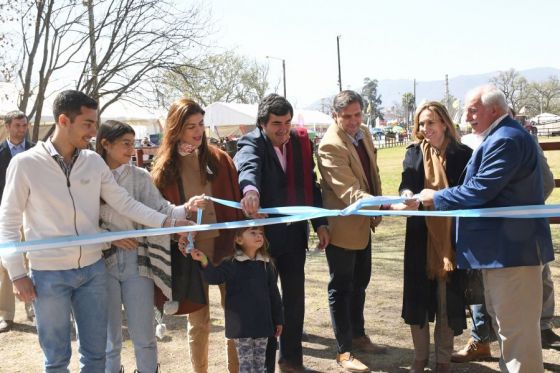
[451,337,491,363]
[352,335,387,354]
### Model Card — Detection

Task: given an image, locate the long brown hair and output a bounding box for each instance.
[152,98,218,189]
[412,101,459,142]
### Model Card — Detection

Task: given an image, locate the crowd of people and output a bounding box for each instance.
[0,85,557,373]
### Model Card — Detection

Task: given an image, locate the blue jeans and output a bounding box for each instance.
[30,259,107,373]
[470,304,496,343]
[105,249,157,373]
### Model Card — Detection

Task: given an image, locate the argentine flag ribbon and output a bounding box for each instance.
[0,196,558,255]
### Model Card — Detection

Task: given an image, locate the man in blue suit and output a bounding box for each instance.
[420,85,554,373]
[0,110,34,333]
[234,94,330,373]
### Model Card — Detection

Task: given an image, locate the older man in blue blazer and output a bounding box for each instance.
[420,85,553,373]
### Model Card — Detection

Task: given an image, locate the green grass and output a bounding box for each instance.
[377,145,407,195]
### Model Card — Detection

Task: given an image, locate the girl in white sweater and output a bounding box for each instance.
[96,120,201,373]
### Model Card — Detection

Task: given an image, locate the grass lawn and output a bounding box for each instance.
[1,141,559,372]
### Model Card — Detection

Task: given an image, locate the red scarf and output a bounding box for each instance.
[286,127,314,206]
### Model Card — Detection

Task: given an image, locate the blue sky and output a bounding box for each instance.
[206,0,560,107]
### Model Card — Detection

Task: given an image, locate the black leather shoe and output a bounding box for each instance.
[542,328,560,349]
[0,320,14,333]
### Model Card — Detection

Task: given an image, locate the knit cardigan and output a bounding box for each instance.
[100,164,185,301]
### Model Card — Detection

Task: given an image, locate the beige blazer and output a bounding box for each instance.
[317,123,382,250]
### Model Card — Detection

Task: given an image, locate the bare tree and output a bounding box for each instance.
[162,51,270,106]
[489,69,529,113]
[76,0,210,116]
[0,0,210,141]
[526,77,560,115]
[1,0,89,141]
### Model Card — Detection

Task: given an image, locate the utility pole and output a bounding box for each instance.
[337,35,342,92]
[444,74,450,111]
[282,59,286,98]
[84,0,99,103]
[266,56,286,97]
[413,79,417,109]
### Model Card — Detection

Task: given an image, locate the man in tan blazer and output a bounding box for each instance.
[317,90,384,372]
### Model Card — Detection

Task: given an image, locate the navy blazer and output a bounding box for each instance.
[0,139,34,203]
[234,127,327,256]
[434,116,554,269]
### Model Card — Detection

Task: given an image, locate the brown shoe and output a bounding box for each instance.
[336,352,369,372]
[451,337,491,363]
[352,335,387,354]
[0,320,13,333]
[409,359,427,373]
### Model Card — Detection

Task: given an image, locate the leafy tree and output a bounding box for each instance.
[161,51,270,106]
[361,77,383,125]
[401,92,415,126]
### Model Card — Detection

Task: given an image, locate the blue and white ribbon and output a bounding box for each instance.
[0,195,558,255]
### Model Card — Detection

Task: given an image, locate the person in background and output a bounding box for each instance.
[0,110,34,333]
[191,226,283,373]
[96,120,196,373]
[151,98,243,373]
[398,102,472,373]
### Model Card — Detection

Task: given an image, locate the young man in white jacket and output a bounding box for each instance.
[0,90,190,373]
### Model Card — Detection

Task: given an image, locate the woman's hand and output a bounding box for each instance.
[185,194,208,213]
[111,238,138,250]
[390,190,420,211]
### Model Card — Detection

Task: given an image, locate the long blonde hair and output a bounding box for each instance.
[412,101,459,142]
[151,98,218,189]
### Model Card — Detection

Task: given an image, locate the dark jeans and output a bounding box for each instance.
[326,241,372,354]
[266,248,306,372]
[470,303,496,343]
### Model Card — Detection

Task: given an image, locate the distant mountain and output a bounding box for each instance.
[307,67,560,113]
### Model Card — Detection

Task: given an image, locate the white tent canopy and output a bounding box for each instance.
[205,102,258,128]
[204,102,333,138]
[0,82,164,140]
